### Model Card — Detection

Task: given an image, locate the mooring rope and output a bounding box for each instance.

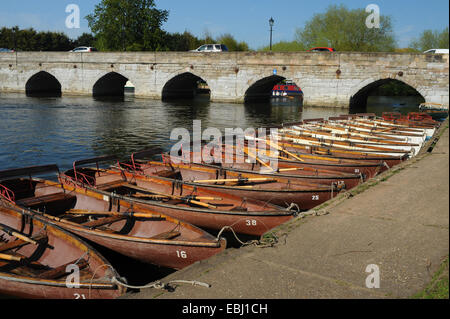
[111,277,211,290]
[215,225,281,248]
[88,263,211,298]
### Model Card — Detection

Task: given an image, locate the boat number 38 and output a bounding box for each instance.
[246,219,257,226]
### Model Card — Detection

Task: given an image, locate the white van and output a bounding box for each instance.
[423,49,449,54]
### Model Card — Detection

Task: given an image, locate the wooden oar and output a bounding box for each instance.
[243,146,275,172]
[125,184,218,209]
[0,223,38,245]
[278,167,304,172]
[67,209,162,219]
[0,252,22,262]
[268,139,305,162]
[193,178,276,184]
[133,193,222,201]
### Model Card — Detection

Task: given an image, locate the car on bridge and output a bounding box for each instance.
[69,46,98,53]
[308,47,336,52]
[423,49,449,54]
[190,44,229,52]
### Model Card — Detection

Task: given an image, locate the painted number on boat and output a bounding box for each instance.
[74,293,86,299]
[312,195,320,200]
[354,169,360,173]
[176,250,188,259]
[246,219,257,226]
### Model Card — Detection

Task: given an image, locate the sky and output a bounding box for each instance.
[0,0,448,49]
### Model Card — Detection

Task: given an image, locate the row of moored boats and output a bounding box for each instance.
[0,112,443,298]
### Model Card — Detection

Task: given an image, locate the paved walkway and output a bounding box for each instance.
[125,121,449,299]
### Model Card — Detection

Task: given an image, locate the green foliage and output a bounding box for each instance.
[413,257,449,299]
[73,33,97,48]
[294,4,396,51]
[259,40,306,52]
[0,26,76,51]
[216,33,249,51]
[86,0,169,51]
[410,27,449,52]
[161,31,203,51]
[394,48,420,53]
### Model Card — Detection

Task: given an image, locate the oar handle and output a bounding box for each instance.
[67,209,162,219]
[0,224,38,245]
[278,167,304,172]
[187,199,217,209]
[0,253,22,262]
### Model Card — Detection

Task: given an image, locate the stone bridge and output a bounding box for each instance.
[0,51,448,107]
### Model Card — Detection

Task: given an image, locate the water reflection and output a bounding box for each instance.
[0,93,421,171]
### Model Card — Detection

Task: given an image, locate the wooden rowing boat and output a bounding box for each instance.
[275,133,414,157]
[298,121,426,145]
[112,158,340,211]
[0,200,126,299]
[0,165,226,270]
[279,125,424,150]
[160,153,363,190]
[58,156,297,236]
[270,140,408,169]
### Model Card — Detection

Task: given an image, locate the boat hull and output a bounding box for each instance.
[0,204,124,299]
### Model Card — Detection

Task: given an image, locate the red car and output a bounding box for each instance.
[308,47,336,52]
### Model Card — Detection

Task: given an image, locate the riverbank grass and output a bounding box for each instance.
[412,256,449,299]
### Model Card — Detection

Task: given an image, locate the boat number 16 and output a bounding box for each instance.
[176,250,188,259]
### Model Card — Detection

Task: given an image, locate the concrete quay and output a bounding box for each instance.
[124,120,449,299]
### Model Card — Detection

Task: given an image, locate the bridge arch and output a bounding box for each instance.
[93,72,131,97]
[25,71,62,97]
[349,78,426,109]
[162,72,210,100]
[244,75,288,103]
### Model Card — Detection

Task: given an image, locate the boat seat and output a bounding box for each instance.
[0,234,48,253]
[82,215,127,229]
[154,170,181,179]
[150,231,181,240]
[96,180,128,191]
[37,258,88,279]
[16,193,76,208]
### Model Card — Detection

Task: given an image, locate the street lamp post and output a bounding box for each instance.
[269,17,274,51]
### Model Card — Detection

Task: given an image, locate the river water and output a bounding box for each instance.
[0,93,422,287]
[0,93,423,171]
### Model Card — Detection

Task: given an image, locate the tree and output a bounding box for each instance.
[216,33,249,51]
[86,0,169,51]
[0,27,73,51]
[259,40,306,52]
[161,31,203,51]
[410,27,449,52]
[73,33,97,48]
[295,4,396,51]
